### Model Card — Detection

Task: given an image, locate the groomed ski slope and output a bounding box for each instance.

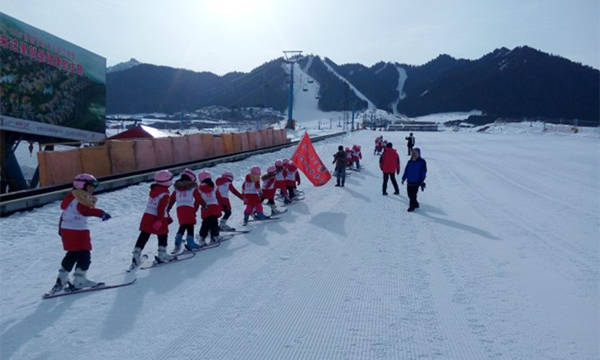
[1,130,598,360]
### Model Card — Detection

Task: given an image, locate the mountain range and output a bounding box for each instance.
[106,46,599,123]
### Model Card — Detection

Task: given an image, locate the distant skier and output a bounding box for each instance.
[405,133,415,156]
[215,171,243,231]
[196,171,225,245]
[379,142,400,195]
[374,136,383,155]
[51,173,111,293]
[401,147,427,212]
[130,170,175,270]
[242,166,269,225]
[167,169,201,253]
[332,145,347,187]
[352,145,362,170]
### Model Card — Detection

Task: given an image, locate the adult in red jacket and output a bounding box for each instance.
[130,170,174,269]
[51,173,111,293]
[379,142,400,195]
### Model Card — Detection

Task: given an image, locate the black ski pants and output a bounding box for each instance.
[407,184,420,208]
[383,173,399,194]
[176,224,194,237]
[199,216,219,238]
[135,231,168,249]
[61,250,91,271]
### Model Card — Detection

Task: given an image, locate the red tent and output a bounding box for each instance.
[108,125,175,140]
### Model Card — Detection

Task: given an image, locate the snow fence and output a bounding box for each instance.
[37,129,288,187]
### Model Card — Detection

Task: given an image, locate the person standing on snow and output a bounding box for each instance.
[379,142,400,195]
[332,145,347,187]
[167,169,201,254]
[242,166,269,225]
[215,171,243,231]
[50,173,111,293]
[196,171,225,245]
[130,170,175,270]
[405,133,415,156]
[401,147,427,212]
[352,145,362,170]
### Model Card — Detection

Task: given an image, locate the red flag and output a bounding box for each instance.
[291,132,331,186]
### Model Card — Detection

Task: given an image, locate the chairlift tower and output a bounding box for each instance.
[283,50,303,130]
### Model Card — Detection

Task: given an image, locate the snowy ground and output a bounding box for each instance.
[1,130,598,360]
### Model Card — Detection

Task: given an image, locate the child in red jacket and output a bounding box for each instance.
[167,168,202,253]
[261,166,283,215]
[274,160,291,204]
[130,170,174,269]
[284,159,301,199]
[242,166,268,225]
[352,145,362,170]
[215,171,243,231]
[51,173,111,293]
[196,171,224,245]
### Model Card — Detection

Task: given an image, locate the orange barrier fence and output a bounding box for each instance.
[38,148,83,187]
[153,138,174,167]
[134,140,156,170]
[81,145,112,178]
[37,129,287,187]
[108,141,136,174]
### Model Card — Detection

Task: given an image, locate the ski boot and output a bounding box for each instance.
[50,267,71,293]
[129,247,143,271]
[185,234,201,250]
[243,214,250,226]
[219,219,235,231]
[270,204,283,215]
[72,268,101,289]
[156,246,174,263]
[211,234,221,244]
[283,196,292,204]
[171,233,183,254]
[254,212,268,220]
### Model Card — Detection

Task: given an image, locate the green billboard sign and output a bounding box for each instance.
[0,12,106,141]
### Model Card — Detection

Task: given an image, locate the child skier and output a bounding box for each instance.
[274,160,291,204]
[51,173,111,292]
[261,166,284,215]
[345,147,353,168]
[196,171,224,245]
[242,166,268,225]
[284,160,301,199]
[352,145,362,170]
[130,170,174,269]
[215,171,243,231]
[167,168,202,253]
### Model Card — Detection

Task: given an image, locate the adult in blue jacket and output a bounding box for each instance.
[401,147,427,211]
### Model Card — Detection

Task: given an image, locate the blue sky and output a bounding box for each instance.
[3,0,599,74]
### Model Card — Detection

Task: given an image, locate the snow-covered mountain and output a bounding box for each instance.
[107,58,142,73]
[106,47,600,123]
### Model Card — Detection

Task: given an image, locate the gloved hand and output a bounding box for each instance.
[101,212,112,221]
[167,216,174,225]
[152,220,162,232]
[420,182,426,191]
[396,170,400,175]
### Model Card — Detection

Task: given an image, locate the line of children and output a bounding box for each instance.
[51,173,111,292]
